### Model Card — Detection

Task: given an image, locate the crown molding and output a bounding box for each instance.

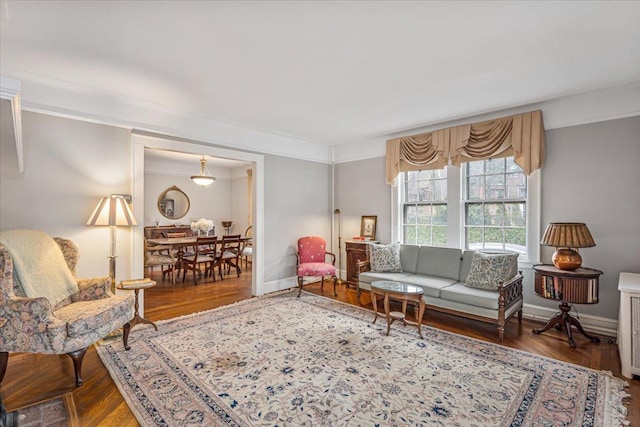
[0,76,23,173]
[2,69,332,164]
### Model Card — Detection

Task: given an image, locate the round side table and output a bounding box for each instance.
[117,279,158,334]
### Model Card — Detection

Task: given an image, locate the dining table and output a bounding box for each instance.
[147,236,251,283]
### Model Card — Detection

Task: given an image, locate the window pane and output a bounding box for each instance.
[416,226,432,245]
[405,205,417,224]
[484,228,505,251]
[416,205,431,224]
[486,174,505,199]
[505,228,526,253]
[433,179,447,200]
[467,176,484,199]
[404,225,417,245]
[466,203,483,226]
[467,227,483,250]
[504,202,526,227]
[432,168,447,179]
[468,161,484,176]
[432,226,447,247]
[484,203,505,226]
[432,204,447,225]
[418,179,433,201]
[406,181,418,202]
[486,158,505,174]
[506,173,526,198]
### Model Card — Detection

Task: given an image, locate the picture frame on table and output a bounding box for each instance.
[360,215,377,240]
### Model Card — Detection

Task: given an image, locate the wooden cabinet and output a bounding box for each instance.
[345,241,376,288]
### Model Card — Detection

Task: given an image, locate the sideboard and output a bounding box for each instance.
[144,225,194,239]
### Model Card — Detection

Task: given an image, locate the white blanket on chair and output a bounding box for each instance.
[0,229,78,306]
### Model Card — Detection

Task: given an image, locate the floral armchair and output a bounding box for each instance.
[296,236,337,297]
[0,235,134,387]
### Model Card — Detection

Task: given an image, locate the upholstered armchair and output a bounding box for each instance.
[0,231,134,387]
[296,236,337,297]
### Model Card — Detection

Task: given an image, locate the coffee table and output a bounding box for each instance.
[370,280,426,338]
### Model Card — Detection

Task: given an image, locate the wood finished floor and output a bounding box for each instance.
[2,270,638,426]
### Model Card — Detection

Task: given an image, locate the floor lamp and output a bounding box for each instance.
[87,195,137,293]
[334,208,343,285]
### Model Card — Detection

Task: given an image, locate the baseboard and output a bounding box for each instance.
[263,276,297,295]
[522,303,618,338]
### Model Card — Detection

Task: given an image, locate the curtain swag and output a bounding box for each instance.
[385,110,545,184]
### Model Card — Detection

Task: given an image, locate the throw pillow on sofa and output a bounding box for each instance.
[369,243,403,273]
[465,252,518,290]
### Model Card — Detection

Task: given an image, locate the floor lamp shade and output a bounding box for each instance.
[87,196,137,290]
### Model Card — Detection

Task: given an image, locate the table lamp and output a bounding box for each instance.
[87,195,137,291]
[540,222,595,270]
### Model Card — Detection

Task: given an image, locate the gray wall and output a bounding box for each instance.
[0,111,133,280]
[333,116,640,321]
[264,154,332,283]
[0,111,333,289]
[540,116,640,318]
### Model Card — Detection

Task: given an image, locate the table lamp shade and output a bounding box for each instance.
[540,223,595,270]
[87,196,137,227]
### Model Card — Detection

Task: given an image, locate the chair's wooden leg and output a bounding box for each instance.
[67,348,87,387]
[0,351,8,384]
[320,277,324,292]
[122,322,131,350]
[297,276,303,297]
[333,276,337,296]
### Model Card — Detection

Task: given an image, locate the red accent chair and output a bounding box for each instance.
[296,236,337,297]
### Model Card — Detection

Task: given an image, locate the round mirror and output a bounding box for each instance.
[158,186,190,220]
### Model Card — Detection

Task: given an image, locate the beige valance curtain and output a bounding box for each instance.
[386,110,545,184]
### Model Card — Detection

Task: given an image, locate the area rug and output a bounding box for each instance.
[96,290,630,426]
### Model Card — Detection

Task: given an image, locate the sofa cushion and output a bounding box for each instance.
[464,252,519,290]
[369,243,402,272]
[440,283,500,310]
[415,246,462,281]
[399,245,420,273]
[400,275,458,298]
[359,271,414,285]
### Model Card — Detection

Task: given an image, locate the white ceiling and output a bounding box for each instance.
[1,1,639,148]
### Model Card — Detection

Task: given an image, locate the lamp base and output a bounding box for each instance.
[552,248,582,270]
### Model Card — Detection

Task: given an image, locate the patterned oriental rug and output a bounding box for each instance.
[96,290,630,426]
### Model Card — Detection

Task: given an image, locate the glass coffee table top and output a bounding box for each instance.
[371,280,423,295]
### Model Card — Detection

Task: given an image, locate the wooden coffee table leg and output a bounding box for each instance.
[416,299,425,339]
[371,290,379,324]
[384,293,391,336]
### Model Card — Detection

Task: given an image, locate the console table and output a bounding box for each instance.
[532,264,602,348]
[345,241,377,288]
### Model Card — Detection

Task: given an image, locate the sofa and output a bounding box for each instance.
[355,244,523,342]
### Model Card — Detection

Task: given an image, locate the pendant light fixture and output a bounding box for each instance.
[191,156,216,186]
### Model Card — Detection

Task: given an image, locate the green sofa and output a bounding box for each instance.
[356,245,523,342]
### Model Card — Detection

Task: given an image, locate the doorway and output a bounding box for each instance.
[131,132,264,297]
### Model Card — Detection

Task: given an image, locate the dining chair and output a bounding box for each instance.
[219,234,242,279]
[241,226,253,269]
[144,238,176,282]
[296,236,337,297]
[180,236,218,285]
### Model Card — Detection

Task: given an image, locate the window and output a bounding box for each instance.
[463,157,527,255]
[402,169,447,246]
[397,156,539,264]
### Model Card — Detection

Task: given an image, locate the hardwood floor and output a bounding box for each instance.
[2,270,638,426]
